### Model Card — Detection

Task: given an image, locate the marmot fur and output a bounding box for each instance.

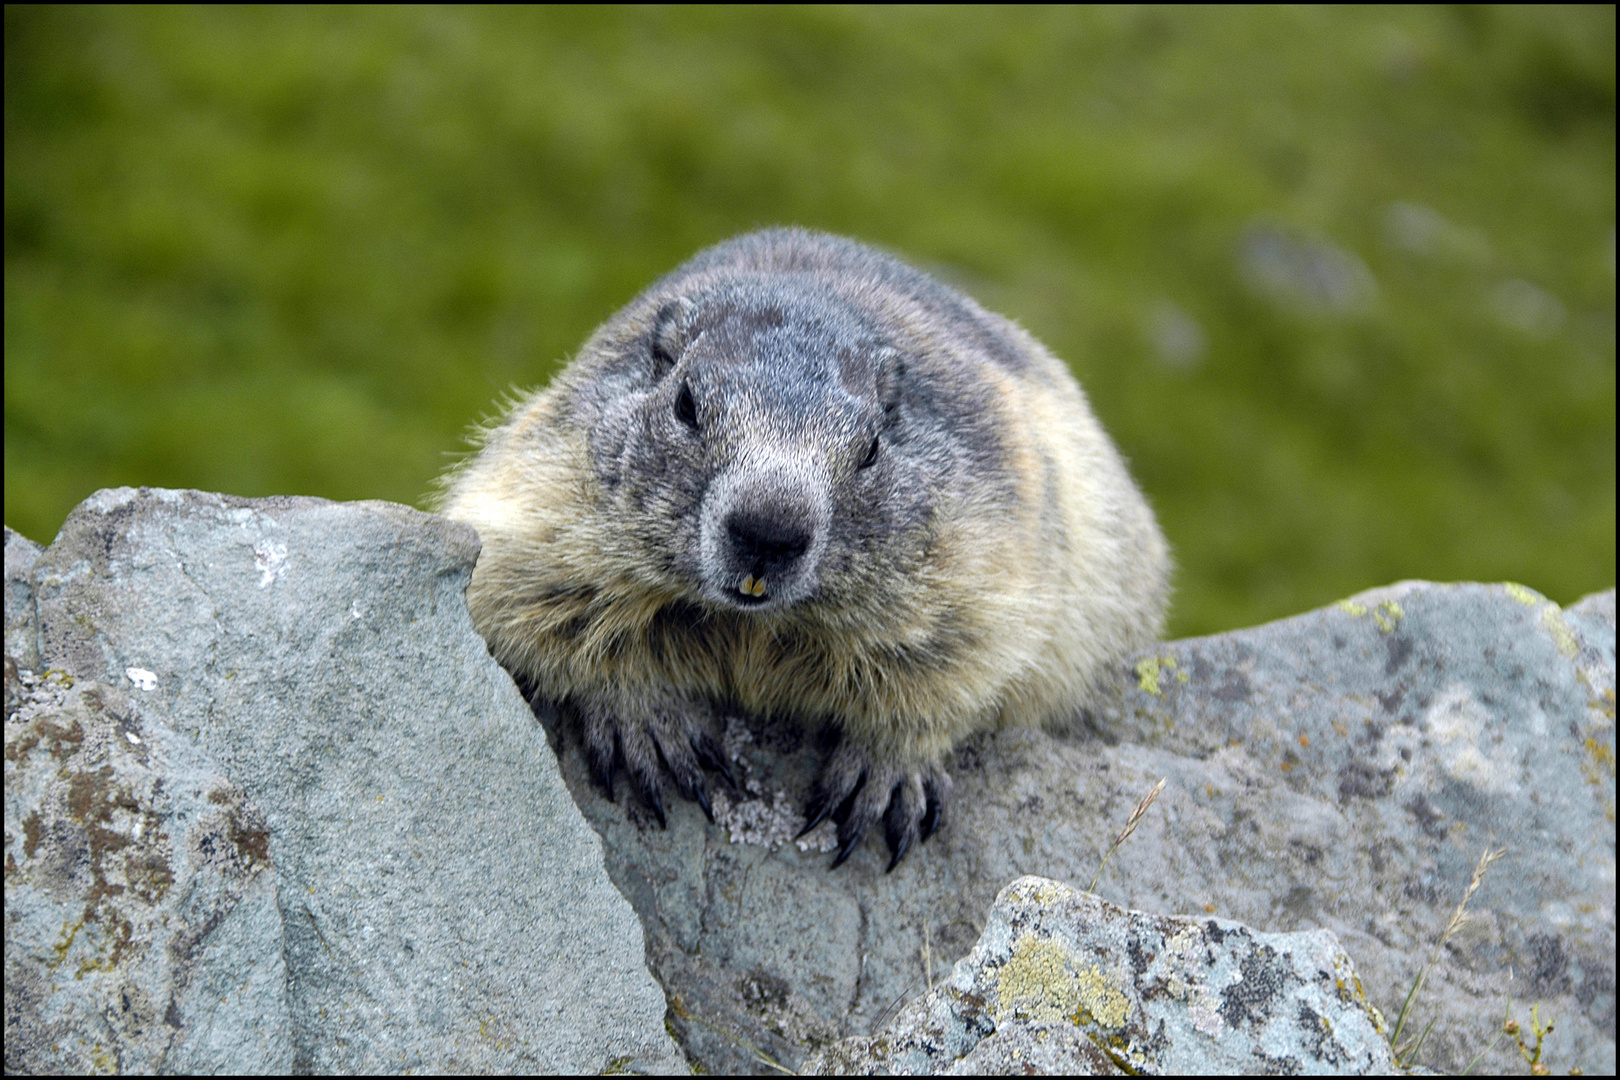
[439,228,1170,869]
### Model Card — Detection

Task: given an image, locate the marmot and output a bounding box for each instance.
[438,229,1170,870]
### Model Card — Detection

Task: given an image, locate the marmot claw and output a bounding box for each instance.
[798,738,951,871]
[574,694,732,827]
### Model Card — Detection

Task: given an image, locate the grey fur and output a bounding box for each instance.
[439,228,1171,869]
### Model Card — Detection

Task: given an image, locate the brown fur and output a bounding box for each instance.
[438,228,1170,868]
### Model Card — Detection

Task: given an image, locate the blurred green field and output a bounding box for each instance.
[5,6,1613,637]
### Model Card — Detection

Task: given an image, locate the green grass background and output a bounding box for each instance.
[5,6,1613,637]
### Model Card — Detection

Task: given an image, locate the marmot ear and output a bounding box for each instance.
[875,346,906,416]
[650,297,698,380]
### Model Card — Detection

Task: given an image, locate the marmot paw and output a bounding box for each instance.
[797,739,950,871]
[573,694,735,827]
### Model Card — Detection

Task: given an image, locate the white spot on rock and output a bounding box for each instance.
[1541,899,1577,930]
[1423,685,1521,795]
[126,667,159,692]
[254,541,289,588]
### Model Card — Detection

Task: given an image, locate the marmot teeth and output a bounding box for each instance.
[438,227,1170,870]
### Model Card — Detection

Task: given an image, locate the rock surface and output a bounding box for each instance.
[7,490,1614,1076]
[547,579,1614,1076]
[4,493,684,1074]
[805,875,1394,1074]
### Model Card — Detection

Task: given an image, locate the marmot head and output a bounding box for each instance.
[581,273,945,616]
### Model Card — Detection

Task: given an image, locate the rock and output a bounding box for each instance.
[1238,223,1378,313]
[547,580,1614,1075]
[8,487,1613,1076]
[1098,581,1614,1076]
[804,875,1394,1074]
[4,488,685,1074]
[5,526,43,673]
[6,667,293,1073]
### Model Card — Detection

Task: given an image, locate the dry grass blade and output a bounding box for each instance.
[1392,845,1506,1065]
[1088,777,1167,893]
[1441,846,1505,949]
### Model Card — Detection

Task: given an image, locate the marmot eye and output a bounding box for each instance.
[675,381,699,430]
[859,435,880,468]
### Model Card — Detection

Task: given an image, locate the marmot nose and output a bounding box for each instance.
[726,508,811,569]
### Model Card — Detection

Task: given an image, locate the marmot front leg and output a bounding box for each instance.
[798,733,951,872]
[572,691,734,827]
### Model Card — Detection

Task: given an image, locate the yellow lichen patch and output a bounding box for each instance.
[1331,957,1386,1035]
[1135,655,1178,696]
[997,935,1077,1024]
[1503,582,1542,606]
[1074,964,1131,1029]
[1022,879,1072,906]
[995,934,1131,1032]
[1338,598,1404,633]
[1370,600,1404,634]
[49,917,83,969]
[1539,606,1579,659]
[1584,737,1615,779]
[1366,999,1387,1036]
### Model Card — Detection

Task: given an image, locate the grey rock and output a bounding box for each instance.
[5,488,685,1074]
[1239,223,1377,313]
[804,875,1394,1074]
[5,525,43,672]
[549,580,1614,1075]
[10,487,1611,1076]
[5,667,292,1073]
[1097,581,1614,1076]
